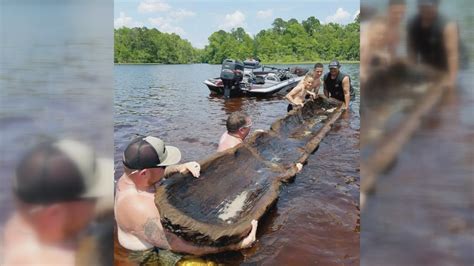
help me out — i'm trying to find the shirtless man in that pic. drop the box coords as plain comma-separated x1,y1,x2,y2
115,136,258,260
285,74,316,112
2,139,112,266
306,62,324,94
360,0,406,83
217,112,252,152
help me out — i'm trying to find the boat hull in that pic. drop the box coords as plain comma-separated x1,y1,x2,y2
204,76,303,97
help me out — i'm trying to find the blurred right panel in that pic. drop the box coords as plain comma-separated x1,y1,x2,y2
360,0,474,265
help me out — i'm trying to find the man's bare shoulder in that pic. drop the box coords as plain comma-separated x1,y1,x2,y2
115,179,155,214
3,230,74,266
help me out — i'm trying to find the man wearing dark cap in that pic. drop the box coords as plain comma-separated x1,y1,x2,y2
407,0,460,87
323,60,355,109
115,136,258,263
3,139,113,265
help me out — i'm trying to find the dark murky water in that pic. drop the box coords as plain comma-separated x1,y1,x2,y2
114,63,360,265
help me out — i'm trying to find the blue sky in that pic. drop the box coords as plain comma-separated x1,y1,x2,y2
114,0,360,48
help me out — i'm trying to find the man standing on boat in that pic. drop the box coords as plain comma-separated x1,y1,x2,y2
323,60,355,109
115,136,258,264
217,112,252,152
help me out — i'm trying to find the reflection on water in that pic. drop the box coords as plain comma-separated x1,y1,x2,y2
114,63,360,264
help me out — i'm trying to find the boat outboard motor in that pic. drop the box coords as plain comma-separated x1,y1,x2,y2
220,59,244,98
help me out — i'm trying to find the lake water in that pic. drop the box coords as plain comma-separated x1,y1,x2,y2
114,63,360,265
0,0,113,227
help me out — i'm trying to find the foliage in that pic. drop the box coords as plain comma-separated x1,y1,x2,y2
114,27,201,64
114,16,359,64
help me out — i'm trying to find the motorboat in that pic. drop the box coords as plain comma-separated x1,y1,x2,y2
204,59,308,97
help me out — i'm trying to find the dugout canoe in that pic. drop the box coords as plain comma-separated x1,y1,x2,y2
360,61,446,209
155,96,344,247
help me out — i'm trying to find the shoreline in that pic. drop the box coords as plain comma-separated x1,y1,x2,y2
115,60,360,65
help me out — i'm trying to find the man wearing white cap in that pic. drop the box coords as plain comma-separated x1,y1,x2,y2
2,139,113,265
115,136,258,263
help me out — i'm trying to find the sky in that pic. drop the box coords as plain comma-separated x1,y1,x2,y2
114,0,360,48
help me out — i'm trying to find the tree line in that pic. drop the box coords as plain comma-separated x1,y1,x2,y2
114,16,360,64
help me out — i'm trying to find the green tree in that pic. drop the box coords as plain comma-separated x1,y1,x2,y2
114,16,360,64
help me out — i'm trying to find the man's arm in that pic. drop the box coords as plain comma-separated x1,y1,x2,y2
342,76,351,109
406,19,417,64
444,22,459,87
323,80,329,98
165,162,200,177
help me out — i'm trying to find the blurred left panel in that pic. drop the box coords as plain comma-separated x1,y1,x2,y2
0,0,114,265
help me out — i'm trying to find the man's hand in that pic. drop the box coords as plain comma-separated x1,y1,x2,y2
240,219,258,249
308,91,316,99
177,162,201,177
296,163,303,173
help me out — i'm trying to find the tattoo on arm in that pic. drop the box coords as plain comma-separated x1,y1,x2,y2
143,217,169,248
144,218,159,237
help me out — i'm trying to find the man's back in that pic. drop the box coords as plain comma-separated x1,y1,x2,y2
217,131,243,152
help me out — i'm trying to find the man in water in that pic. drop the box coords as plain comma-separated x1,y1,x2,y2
217,112,253,152
323,60,355,109
285,74,316,112
311,63,325,94
115,136,258,263
360,0,407,83
386,0,407,57
407,0,460,87
2,139,113,265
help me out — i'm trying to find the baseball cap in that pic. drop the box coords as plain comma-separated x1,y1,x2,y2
328,60,341,69
13,139,112,204
122,136,181,170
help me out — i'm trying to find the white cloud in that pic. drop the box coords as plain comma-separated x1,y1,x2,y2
353,9,360,20
138,0,170,13
325,8,351,24
146,7,195,36
148,17,166,25
169,9,196,20
256,9,273,20
148,17,185,35
219,10,246,30
114,12,143,28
